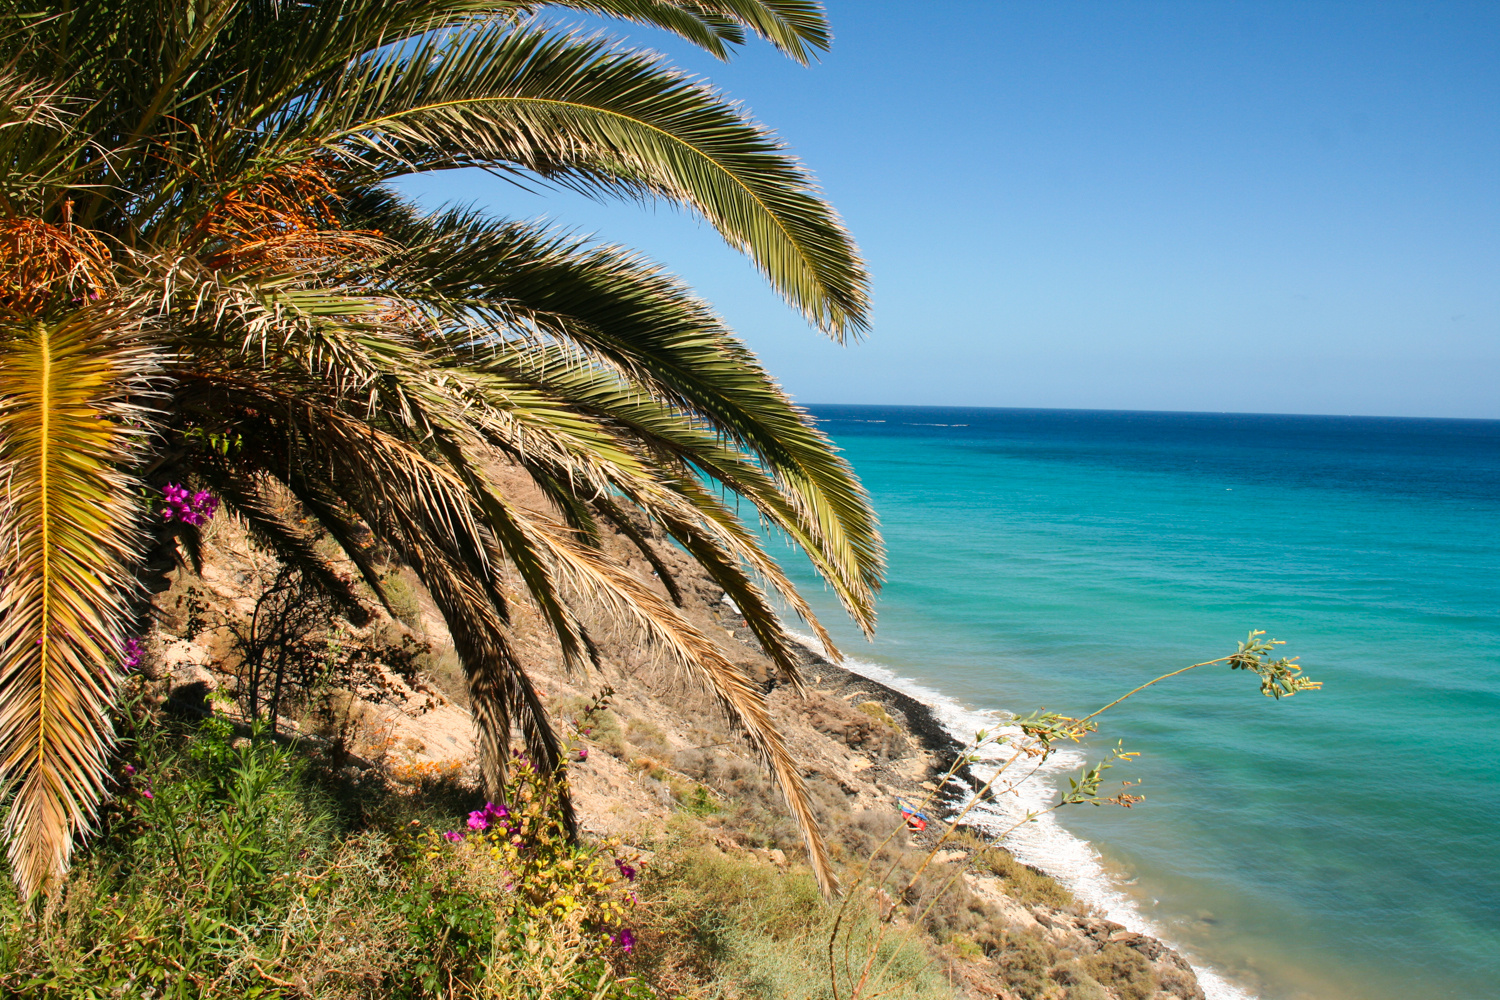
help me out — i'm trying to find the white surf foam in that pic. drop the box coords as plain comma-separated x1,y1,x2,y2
789,633,1257,1000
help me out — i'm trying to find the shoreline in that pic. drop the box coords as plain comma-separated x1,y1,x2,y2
767,624,1255,1000
783,635,978,792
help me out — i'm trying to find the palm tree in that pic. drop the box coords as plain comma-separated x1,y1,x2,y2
0,0,880,900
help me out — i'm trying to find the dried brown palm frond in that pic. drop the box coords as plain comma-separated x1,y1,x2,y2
0,305,157,900
0,65,69,133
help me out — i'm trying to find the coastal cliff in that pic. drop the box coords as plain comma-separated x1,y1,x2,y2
142,504,1207,1000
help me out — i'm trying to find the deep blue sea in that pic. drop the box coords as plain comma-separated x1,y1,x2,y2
776,405,1500,1000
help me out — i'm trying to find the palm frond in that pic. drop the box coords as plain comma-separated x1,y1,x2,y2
0,0,876,901
302,25,868,337
591,497,684,606
494,496,838,895
0,306,156,899
540,0,831,64
370,208,881,629
172,352,843,890
195,468,368,623
169,220,872,664
415,550,571,821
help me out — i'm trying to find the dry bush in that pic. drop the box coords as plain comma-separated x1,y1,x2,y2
673,749,852,856
992,928,1064,999
554,694,628,758
799,691,906,759
1079,943,1157,1000
979,845,1076,911
377,568,425,632
624,717,672,757
1049,959,1111,1000
951,828,1076,910
419,645,468,706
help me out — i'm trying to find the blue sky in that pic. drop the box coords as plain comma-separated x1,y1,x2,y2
398,1,1500,419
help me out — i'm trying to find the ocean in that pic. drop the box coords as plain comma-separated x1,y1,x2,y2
774,405,1500,1000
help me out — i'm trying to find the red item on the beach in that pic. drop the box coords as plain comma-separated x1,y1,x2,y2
898,799,929,831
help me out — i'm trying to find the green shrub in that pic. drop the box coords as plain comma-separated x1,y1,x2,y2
993,928,1061,999
1050,959,1110,1000
401,755,641,998
1,716,364,998
379,570,425,633
672,781,722,818
0,713,645,1000
421,645,468,706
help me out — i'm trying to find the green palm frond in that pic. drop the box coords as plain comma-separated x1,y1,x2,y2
302,25,867,337
541,0,832,64
0,307,156,900
371,208,881,626
6,2,834,231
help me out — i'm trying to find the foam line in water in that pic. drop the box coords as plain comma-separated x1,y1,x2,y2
787,632,1257,1000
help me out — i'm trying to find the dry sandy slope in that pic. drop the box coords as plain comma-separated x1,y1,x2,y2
151,496,1204,1000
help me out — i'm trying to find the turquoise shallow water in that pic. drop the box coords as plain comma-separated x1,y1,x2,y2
775,405,1500,1000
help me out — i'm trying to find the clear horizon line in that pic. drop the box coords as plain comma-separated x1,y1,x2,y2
800,402,1500,424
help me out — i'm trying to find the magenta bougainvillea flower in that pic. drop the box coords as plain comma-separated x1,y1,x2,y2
613,928,636,954
613,858,637,882
160,483,219,526
574,747,588,762
122,637,144,670
442,830,465,843
466,801,511,832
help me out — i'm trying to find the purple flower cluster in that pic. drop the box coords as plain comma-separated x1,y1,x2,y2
161,483,219,526
466,801,511,833
437,794,641,959
440,802,515,843
122,637,144,670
